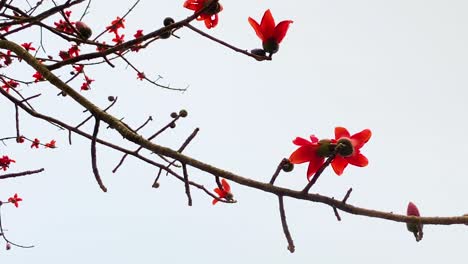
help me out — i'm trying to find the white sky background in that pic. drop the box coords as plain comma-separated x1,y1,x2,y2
1,0,468,262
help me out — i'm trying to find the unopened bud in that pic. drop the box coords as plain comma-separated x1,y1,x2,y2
163,17,175,26
282,160,294,172
179,109,188,118
406,202,423,242
75,21,92,40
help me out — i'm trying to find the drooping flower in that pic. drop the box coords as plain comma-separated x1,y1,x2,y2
184,0,223,29
31,138,40,148
212,179,232,205
133,29,144,39
248,9,293,54
406,202,423,242
0,155,15,171
8,193,22,208
331,127,371,176
289,135,327,180
45,140,56,148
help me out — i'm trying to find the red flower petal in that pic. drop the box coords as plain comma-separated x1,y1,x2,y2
407,202,420,216
351,129,372,149
346,153,368,167
273,20,293,43
221,179,230,192
212,198,219,205
306,156,325,180
331,155,348,176
248,17,264,41
335,127,350,139
289,145,319,164
260,9,275,40
292,137,313,146
214,188,224,196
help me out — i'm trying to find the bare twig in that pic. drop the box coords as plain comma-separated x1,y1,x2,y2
269,158,288,185
0,168,44,180
91,117,107,192
182,164,192,206
278,195,295,253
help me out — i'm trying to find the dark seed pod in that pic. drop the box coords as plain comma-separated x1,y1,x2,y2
108,96,115,102
163,17,175,26
179,109,188,118
170,112,178,118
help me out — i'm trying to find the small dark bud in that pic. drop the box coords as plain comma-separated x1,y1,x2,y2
179,109,188,118
282,160,294,172
251,48,266,57
152,182,160,188
163,17,175,26
169,123,176,128
108,96,115,102
170,112,178,118
75,21,92,40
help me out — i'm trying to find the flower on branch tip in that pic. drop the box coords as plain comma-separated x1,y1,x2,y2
248,9,293,55
212,179,233,205
31,138,40,148
406,202,423,242
45,140,56,148
81,75,94,91
331,127,371,176
8,193,22,208
112,33,125,45
289,135,327,180
184,0,223,29
21,42,36,51
134,29,144,39
0,155,15,171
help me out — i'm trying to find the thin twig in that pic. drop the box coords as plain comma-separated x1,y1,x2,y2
302,154,336,193
269,158,288,185
91,117,107,192
278,195,295,253
182,164,192,206
342,188,353,203
0,168,44,180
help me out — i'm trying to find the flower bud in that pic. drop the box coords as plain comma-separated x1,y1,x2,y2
406,202,423,242
282,160,294,172
336,138,354,157
179,109,188,118
251,48,266,57
170,112,178,118
163,17,175,26
75,21,92,40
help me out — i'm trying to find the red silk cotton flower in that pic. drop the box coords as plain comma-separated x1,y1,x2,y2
212,179,232,205
331,127,371,176
248,9,293,55
8,193,22,208
289,135,325,180
184,0,223,29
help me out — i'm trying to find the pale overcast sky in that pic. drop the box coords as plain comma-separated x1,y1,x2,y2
1,0,467,263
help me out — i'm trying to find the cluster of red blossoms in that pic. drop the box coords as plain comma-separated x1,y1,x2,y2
289,127,372,179
183,1,292,55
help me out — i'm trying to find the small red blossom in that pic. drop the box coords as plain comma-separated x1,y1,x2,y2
2,50,12,66
8,193,22,208
331,127,371,176
106,17,125,34
248,9,293,54
5,243,11,250
137,72,145,80
21,42,36,51
111,33,125,44
289,135,325,180
1,79,19,92
68,45,80,57
184,0,223,29
32,72,43,82
134,29,144,39
59,50,71,60
64,10,72,18
1,25,11,32
0,155,15,171
45,140,56,148
73,65,84,73
54,19,74,34
212,179,232,205
81,75,94,91
16,136,25,143
31,138,40,148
